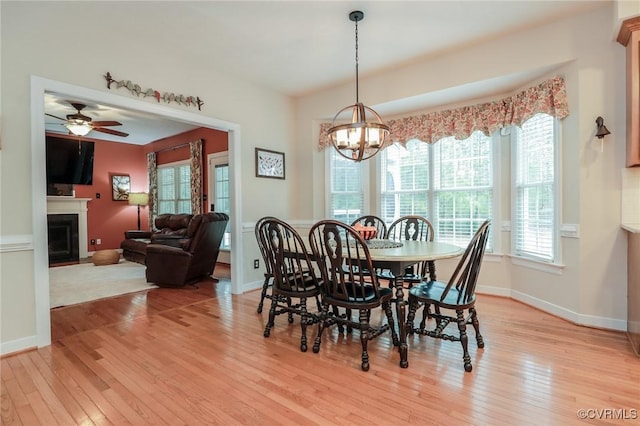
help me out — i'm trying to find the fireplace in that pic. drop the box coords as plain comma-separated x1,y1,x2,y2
47,214,79,264
47,196,90,260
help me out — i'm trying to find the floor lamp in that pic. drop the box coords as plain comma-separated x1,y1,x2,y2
128,192,149,230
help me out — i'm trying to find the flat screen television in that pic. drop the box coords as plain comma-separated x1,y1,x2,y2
45,136,95,185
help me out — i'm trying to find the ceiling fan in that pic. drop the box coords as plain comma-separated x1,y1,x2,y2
46,102,129,137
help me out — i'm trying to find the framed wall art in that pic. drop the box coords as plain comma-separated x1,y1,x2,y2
111,174,130,201
255,148,285,179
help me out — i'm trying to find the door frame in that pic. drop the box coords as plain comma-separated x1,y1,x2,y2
30,76,244,348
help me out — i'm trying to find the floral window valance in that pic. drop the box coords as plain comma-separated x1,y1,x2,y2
318,76,569,150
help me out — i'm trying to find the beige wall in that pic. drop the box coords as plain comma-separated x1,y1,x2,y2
294,3,628,330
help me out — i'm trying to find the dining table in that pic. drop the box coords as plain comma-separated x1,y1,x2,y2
292,235,463,368
360,239,464,368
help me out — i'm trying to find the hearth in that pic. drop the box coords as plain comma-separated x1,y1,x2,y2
47,214,79,264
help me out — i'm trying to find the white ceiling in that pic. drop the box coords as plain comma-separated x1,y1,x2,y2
43,0,609,145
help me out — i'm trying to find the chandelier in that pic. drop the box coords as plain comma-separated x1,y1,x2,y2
328,10,389,162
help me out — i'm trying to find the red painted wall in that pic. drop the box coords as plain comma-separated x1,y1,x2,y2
66,135,148,251
49,127,228,254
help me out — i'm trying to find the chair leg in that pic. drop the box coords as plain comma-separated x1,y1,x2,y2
406,297,418,336
359,309,370,371
300,298,308,352
287,297,294,323
456,309,472,372
313,303,330,353
257,275,271,313
470,307,484,348
382,301,398,346
263,296,277,337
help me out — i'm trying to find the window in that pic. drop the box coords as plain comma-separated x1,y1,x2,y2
157,161,191,215
512,113,557,262
380,140,430,223
327,148,367,223
210,153,231,250
433,132,493,248
376,133,493,249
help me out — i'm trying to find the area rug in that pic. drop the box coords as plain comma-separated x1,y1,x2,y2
49,260,158,308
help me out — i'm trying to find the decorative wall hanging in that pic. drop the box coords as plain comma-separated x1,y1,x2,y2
255,148,285,179
104,72,204,110
111,174,131,201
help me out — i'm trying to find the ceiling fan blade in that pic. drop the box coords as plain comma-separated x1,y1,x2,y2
93,127,129,137
45,113,67,121
91,120,122,127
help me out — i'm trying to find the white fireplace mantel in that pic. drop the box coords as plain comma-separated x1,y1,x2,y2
47,197,91,258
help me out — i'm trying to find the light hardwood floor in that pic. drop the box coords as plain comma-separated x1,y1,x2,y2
2,264,639,425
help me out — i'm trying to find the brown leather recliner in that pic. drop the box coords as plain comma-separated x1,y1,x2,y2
145,212,229,287
121,213,194,264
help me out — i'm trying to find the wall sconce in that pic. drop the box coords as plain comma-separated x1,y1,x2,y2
595,116,611,139
595,116,611,152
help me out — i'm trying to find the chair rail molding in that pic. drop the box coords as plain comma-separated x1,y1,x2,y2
0,235,33,253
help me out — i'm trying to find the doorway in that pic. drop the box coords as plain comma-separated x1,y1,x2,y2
31,76,244,349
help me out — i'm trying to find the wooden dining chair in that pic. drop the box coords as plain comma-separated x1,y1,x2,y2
383,215,436,285
257,217,322,352
308,220,397,371
406,219,490,372
255,216,276,314
351,215,387,239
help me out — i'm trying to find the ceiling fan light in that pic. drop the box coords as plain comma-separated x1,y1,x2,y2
65,122,92,136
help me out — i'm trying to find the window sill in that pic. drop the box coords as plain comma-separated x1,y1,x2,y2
508,255,565,274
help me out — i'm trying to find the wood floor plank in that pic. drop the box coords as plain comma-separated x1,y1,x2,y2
3,264,639,425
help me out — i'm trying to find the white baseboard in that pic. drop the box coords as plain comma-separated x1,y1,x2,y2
1,335,37,357
477,285,625,331
242,279,264,294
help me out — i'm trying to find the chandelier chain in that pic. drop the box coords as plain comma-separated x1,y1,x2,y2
355,18,359,103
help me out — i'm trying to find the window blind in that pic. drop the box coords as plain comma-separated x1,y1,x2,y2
433,132,493,248
513,113,555,262
380,140,430,224
214,163,231,249
329,149,365,224
157,163,192,215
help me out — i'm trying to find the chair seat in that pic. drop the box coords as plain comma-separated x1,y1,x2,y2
408,280,476,309
276,275,322,297
324,285,393,308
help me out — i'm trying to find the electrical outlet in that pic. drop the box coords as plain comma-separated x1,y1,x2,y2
96,239,102,245
90,239,96,245
253,259,259,269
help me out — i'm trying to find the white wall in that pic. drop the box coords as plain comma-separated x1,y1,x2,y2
294,3,628,330
0,2,295,353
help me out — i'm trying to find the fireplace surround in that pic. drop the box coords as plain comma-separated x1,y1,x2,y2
46,197,90,262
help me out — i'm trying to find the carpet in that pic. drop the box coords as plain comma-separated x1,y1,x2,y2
49,260,158,308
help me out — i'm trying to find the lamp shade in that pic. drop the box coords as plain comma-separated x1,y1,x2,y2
65,121,92,136
128,192,149,206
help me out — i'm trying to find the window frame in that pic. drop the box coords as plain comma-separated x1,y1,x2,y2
325,147,370,223
510,113,562,265
208,151,231,250
157,159,191,215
